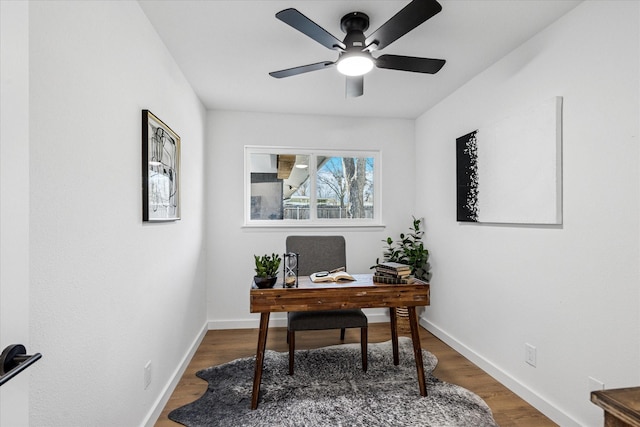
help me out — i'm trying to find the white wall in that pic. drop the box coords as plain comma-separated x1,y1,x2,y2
27,2,207,426
416,2,639,426
0,1,30,425
206,111,417,328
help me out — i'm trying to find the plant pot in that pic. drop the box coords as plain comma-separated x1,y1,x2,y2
254,276,277,289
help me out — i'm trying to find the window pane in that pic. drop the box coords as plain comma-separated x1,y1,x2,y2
316,156,374,219
250,153,309,220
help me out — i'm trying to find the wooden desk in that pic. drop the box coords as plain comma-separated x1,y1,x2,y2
249,274,430,410
591,387,640,427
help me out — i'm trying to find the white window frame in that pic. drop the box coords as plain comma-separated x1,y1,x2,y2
244,146,382,228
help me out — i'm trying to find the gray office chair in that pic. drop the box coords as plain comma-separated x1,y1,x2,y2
286,235,368,375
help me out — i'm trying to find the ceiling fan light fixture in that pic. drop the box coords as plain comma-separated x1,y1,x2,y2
270,1,446,95
337,54,374,76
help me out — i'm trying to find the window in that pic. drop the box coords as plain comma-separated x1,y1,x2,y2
245,147,381,226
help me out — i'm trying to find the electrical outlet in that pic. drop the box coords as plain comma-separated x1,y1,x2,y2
588,376,604,391
144,360,152,389
525,343,537,367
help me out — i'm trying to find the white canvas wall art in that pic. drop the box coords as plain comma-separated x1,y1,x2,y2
456,97,562,225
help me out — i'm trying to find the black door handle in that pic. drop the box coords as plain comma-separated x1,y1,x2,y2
0,344,42,386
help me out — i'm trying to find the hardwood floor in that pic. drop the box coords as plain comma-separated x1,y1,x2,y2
155,323,557,426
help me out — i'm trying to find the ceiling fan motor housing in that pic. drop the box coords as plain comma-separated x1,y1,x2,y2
340,12,369,51
341,12,369,33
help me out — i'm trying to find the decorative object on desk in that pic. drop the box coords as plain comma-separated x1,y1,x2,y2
375,216,431,281
373,261,415,284
253,253,281,289
310,268,355,283
375,217,430,335
283,252,298,288
168,338,498,426
456,97,563,225
142,110,180,222
372,262,428,335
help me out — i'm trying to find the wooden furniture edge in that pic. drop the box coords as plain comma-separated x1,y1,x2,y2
591,388,640,427
250,283,430,313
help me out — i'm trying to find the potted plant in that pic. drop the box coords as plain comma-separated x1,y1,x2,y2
374,216,431,335
253,253,282,288
372,217,431,334
378,216,431,281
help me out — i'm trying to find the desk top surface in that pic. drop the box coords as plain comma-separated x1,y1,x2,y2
249,273,430,313
251,274,427,290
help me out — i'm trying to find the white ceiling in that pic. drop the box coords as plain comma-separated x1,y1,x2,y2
139,0,582,119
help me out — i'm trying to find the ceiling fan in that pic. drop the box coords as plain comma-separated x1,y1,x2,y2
269,0,446,98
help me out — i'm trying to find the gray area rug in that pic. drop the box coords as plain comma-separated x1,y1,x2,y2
169,337,498,426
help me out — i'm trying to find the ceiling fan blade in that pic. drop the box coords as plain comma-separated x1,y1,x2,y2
365,0,442,51
269,61,335,79
346,76,364,98
376,54,445,74
276,8,346,51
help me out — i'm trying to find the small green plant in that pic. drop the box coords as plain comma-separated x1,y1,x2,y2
377,216,431,281
254,253,282,278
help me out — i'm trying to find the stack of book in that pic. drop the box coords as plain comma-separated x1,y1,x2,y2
373,262,415,284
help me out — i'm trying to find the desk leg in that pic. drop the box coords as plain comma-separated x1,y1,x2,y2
389,307,399,365
251,312,270,410
408,306,427,397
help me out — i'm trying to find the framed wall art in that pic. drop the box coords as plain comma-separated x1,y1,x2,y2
142,110,180,221
456,97,563,225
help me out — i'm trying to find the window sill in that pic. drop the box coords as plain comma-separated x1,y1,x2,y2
242,221,386,230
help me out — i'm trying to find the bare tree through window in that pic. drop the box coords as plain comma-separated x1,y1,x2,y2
247,149,378,224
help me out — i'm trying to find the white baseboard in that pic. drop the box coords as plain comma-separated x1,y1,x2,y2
143,322,208,427
420,317,580,427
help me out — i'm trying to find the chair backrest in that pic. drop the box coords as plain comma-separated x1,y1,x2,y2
286,236,346,276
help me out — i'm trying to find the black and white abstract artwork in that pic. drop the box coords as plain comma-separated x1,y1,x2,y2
142,110,181,221
456,97,563,225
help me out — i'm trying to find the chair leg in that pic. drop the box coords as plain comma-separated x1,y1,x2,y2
340,327,346,340
288,330,295,375
361,327,368,372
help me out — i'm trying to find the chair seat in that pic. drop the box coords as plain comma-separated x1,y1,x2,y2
288,309,367,331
